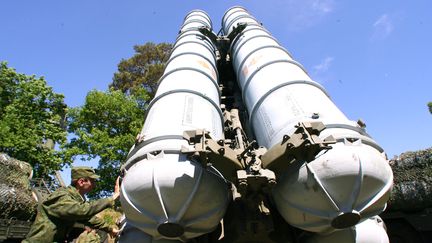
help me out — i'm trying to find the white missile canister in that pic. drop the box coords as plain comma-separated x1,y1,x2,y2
120,10,229,241
119,223,182,243
304,216,389,243
223,6,393,234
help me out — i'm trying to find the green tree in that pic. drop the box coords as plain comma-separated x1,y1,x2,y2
428,102,432,114
63,88,148,196
65,42,170,196
110,42,172,97
0,62,67,177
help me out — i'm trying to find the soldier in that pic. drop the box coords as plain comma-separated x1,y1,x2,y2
23,166,120,242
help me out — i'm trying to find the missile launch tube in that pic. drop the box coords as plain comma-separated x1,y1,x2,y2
120,10,229,241
222,6,393,234
222,7,351,148
304,216,389,243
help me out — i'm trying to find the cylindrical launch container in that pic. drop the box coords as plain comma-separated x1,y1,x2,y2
304,216,389,243
222,6,393,234
119,223,182,243
120,10,229,241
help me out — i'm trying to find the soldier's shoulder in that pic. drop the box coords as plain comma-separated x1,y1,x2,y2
45,186,76,201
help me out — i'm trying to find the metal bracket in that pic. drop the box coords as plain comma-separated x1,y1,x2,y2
261,122,336,173
227,23,247,42
181,129,243,182
199,23,247,62
237,169,276,196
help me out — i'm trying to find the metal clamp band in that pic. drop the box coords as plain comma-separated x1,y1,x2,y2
235,44,294,80
230,27,277,59
183,10,212,26
179,19,211,32
170,39,216,59
225,14,259,36
125,135,185,161
164,52,219,81
157,67,220,97
145,89,224,128
248,80,329,131
221,6,249,31
241,59,308,103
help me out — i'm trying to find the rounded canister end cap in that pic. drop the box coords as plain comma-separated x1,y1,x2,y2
331,211,361,229
157,222,185,238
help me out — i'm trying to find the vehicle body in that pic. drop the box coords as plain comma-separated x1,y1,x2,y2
119,6,394,243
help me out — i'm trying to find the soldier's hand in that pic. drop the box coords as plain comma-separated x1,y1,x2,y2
84,226,93,233
112,177,120,201
110,227,120,238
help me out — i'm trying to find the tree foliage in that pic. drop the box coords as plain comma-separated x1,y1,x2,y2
0,62,67,177
428,102,432,114
64,42,170,196
63,88,148,197
110,42,172,97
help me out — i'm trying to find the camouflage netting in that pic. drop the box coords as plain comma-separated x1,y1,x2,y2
387,147,432,211
0,183,37,220
0,153,37,220
0,153,33,190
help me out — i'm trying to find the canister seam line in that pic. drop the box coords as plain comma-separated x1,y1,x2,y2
225,14,259,36
179,19,211,33
170,40,216,60
229,23,265,51
242,59,309,104
183,11,212,26
164,52,219,81
157,67,220,97
221,6,248,31
123,148,183,171
125,135,185,162
232,33,279,64
175,31,209,43
235,44,293,80
248,80,328,132
146,89,224,128
333,137,383,153
325,124,370,137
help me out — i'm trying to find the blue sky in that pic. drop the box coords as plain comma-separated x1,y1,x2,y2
1,0,431,184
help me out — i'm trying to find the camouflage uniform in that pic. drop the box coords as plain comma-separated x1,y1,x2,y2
75,230,102,243
23,167,116,243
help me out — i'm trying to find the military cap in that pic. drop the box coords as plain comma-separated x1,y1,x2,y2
71,166,100,180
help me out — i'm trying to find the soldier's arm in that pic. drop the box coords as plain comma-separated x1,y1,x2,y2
86,213,119,232
44,192,115,220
